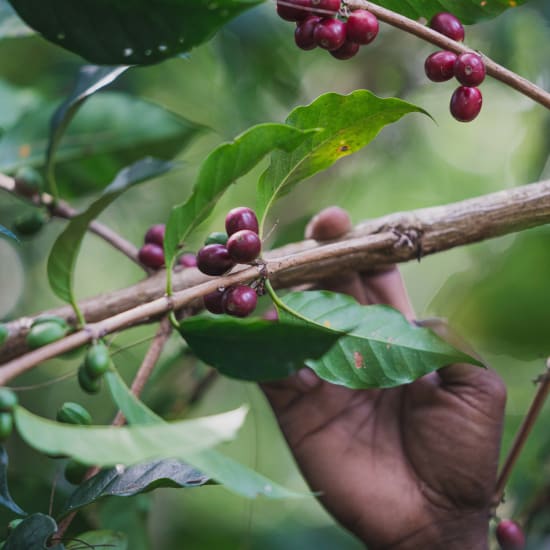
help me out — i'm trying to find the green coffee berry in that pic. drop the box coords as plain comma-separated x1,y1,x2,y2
77,365,102,394
64,459,88,485
14,166,44,197
84,342,111,379
56,402,92,425
0,413,13,442
205,231,228,246
0,325,7,347
26,321,68,350
0,389,17,412
31,315,69,330
12,210,47,236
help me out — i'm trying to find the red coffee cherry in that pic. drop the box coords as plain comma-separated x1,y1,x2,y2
179,253,197,268
311,0,340,16
203,288,225,314
429,12,465,42
330,40,360,60
222,285,258,317
424,50,457,82
144,224,165,246
197,244,235,276
225,207,259,236
496,520,526,550
295,15,322,50
138,243,165,269
227,230,262,263
346,9,379,45
454,52,486,86
450,86,482,122
276,0,312,22
314,18,347,51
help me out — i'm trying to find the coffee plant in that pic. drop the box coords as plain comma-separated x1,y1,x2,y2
0,0,549,548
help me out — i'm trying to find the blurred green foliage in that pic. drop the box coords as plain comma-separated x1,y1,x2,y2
0,0,550,547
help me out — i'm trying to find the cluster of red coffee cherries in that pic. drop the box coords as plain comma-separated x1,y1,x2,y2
424,12,486,122
138,224,197,270
276,0,379,60
198,207,262,318
496,519,525,550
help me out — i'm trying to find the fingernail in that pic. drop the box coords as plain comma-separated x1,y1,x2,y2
297,368,321,390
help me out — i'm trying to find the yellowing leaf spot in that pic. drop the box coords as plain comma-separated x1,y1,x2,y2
353,352,365,369
508,0,516,5
19,144,31,158
323,320,331,328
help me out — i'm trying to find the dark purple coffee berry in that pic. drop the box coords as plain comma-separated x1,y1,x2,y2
225,207,259,236
203,288,225,314
222,285,258,318
454,52,486,86
314,18,347,51
295,15,322,50
496,520,525,550
138,243,165,269
450,86,482,122
424,50,457,82
429,12,464,42
144,224,165,246
179,253,197,268
346,10,379,45
277,0,311,22
227,230,262,263
311,0,340,16
330,40,360,60
197,244,235,276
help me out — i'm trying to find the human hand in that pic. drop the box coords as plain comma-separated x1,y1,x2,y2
261,207,506,549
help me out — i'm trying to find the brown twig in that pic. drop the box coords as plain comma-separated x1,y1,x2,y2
493,358,550,506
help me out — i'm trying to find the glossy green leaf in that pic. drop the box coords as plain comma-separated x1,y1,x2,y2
14,404,247,467
47,158,173,310
164,123,316,275
98,497,150,550
4,514,63,550
66,530,127,550
8,0,263,65
108,369,306,499
257,91,427,233
178,315,341,381
280,290,482,389
372,0,528,25
0,447,25,515
0,0,32,39
0,92,204,197
46,65,129,195
62,459,209,517
0,225,18,243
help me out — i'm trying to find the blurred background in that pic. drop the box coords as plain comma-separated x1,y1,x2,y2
0,0,550,547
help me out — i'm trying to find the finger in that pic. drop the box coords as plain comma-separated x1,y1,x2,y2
360,266,416,320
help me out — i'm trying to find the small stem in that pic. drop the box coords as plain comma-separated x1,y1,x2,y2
346,0,550,111
493,358,550,506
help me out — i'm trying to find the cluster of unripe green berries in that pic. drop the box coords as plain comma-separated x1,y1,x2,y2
77,341,111,394
424,13,486,122
11,167,49,237
26,315,71,350
198,207,262,318
0,388,17,442
496,520,525,550
276,1,379,60
138,223,197,270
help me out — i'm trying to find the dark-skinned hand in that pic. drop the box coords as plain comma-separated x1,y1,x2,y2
261,207,506,550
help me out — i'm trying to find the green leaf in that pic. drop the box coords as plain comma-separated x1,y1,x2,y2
14,404,247,467
0,225,18,243
66,530,127,550
0,92,204,197
164,123,316,275
178,315,341,382
8,0,263,65
0,447,25,516
47,158,174,312
98,497,150,550
280,290,482,389
0,0,33,39
371,0,528,25
46,65,129,195
62,459,209,517
257,91,427,232
4,514,63,550
107,368,306,499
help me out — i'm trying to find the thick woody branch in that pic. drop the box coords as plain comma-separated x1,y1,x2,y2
1,180,549,379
